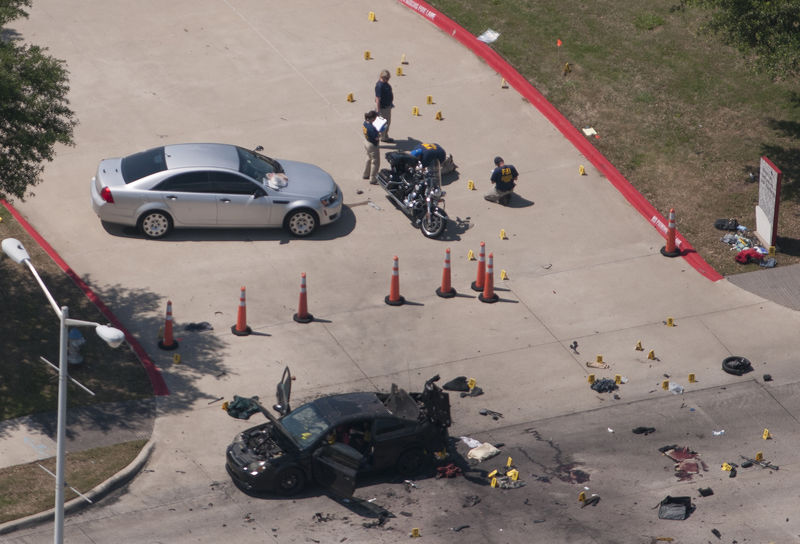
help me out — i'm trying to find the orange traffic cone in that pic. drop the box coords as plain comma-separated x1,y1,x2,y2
479,253,499,303
231,286,252,336
293,273,314,323
436,248,457,298
471,241,486,292
385,255,406,306
158,300,179,350
660,208,681,257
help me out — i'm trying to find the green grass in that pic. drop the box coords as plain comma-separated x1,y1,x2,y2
0,440,146,523
0,208,154,421
429,0,800,276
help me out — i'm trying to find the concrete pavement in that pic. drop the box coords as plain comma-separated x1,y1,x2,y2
2,0,800,541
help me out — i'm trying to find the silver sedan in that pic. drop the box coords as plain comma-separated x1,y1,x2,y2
90,143,342,239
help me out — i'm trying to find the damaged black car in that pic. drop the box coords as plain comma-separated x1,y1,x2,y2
225,367,451,497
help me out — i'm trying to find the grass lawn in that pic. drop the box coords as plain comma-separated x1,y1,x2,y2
0,206,154,522
428,0,800,276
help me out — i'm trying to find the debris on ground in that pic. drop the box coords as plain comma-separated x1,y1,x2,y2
740,454,779,470
590,378,618,393
224,395,261,419
436,463,462,478
763,373,773,382
657,496,693,520
581,495,601,508
632,426,656,435
668,382,684,395
443,376,470,391
722,356,753,376
660,446,708,481
711,528,721,538
451,525,470,532
362,511,389,528
467,442,500,461
183,321,213,331
313,512,335,522
479,408,503,420
404,480,417,491
460,436,482,449
698,487,714,497
570,340,579,353
586,360,609,369
462,495,481,508
460,386,484,398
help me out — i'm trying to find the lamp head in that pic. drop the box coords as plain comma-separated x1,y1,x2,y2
2,238,31,264
95,325,125,348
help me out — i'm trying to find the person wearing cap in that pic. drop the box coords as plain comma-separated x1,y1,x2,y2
363,111,380,184
485,156,519,205
410,142,446,168
374,69,395,143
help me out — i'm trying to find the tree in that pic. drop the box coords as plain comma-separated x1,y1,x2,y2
1,0,77,201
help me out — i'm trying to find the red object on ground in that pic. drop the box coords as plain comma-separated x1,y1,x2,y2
158,300,179,350
231,286,252,336
471,241,486,292
385,256,405,306
436,248,456,298
479,253,499,303
293,273,314,323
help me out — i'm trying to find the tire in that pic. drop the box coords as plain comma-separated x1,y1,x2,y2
284,209,317,237
395,448,428,477
420,213,445,239
275,466,305,496
138,210,173,239
722,356,752,376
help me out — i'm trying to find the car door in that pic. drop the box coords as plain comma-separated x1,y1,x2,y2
151,171,217,226
274,366,292,416
371,417,419,470
208,171,274,226
312,442,362,497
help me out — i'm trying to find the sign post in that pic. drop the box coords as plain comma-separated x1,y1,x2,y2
755,156,782,248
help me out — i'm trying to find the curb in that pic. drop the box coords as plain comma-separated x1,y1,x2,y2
395,0,723,282
0,441,155,535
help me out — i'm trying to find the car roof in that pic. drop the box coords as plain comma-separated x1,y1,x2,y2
311,392,394,424
163,143,240,170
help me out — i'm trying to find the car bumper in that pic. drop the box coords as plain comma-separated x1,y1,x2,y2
318,197,343,226
90,179,137,226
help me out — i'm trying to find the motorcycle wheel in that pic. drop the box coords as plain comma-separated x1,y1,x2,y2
420,213,446,238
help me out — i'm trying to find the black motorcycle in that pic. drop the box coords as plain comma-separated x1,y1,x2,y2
377,151,450,238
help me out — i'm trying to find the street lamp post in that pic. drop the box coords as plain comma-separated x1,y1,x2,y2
2,238,125,544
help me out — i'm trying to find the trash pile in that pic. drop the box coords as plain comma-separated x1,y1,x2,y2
715,219,776,267
659,445,709,481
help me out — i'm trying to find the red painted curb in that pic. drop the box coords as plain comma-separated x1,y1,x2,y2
1,199,169,396
396,0,723,282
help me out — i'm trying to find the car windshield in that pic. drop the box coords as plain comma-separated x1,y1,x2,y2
236,147,283,183
278,403,330,450
120,147,167,183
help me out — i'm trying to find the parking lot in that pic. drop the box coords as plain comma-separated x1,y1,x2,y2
5,0,800,542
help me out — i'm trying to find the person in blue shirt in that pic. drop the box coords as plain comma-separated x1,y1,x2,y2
485,156,519,205
363,111,380,184
374,70,394,143
410,143,446,168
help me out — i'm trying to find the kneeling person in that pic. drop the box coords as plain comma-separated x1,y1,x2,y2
485,156,518,205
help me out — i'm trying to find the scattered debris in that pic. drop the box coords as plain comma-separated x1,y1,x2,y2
698,487,714,497
313,512,335,523
477,28,500,44
590,378,618,393
632,426,656,435
362,512,389,528
462,495,481,508
436,463,462,478
460,436,482,449
443,376,470,392
533,519,546,524
740,454,779,470
711,528,721,538
224,395,261,419
763,373,773,382
207,397,224,405
183,321,213,331
570,340,578,353
367,200,381,210
668,382,684,395
479,408,503,420
581,494,601,508
460,387,483,398
586,360,609,369
467,442,501,461
451,525,470,532
657,496,693,520
404,480,418,490
714,218,739,231
661,446,708,481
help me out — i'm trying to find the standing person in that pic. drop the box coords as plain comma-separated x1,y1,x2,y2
485,156,519,205
374,69,394,143
363,111,380,184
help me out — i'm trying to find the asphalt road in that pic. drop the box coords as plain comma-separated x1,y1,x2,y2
4,0,800,543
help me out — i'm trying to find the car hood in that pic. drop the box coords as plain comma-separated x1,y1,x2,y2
275,159,336,195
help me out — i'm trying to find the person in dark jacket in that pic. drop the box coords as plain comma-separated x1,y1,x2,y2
485,156,519,205
363,111,380,184
410,142,446,168
374,69,394,143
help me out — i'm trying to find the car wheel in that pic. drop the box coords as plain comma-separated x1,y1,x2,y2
138,210,173,239
275,466,305,496
420,213,446,239
396,448,428,477
284,209,317,237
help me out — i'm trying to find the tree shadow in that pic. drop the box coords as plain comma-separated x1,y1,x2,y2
762,121,800,201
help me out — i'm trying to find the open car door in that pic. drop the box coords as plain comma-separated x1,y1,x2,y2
312,442,363,498
274,366,292,416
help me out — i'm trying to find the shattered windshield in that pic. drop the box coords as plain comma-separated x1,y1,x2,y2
278,403,330,450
